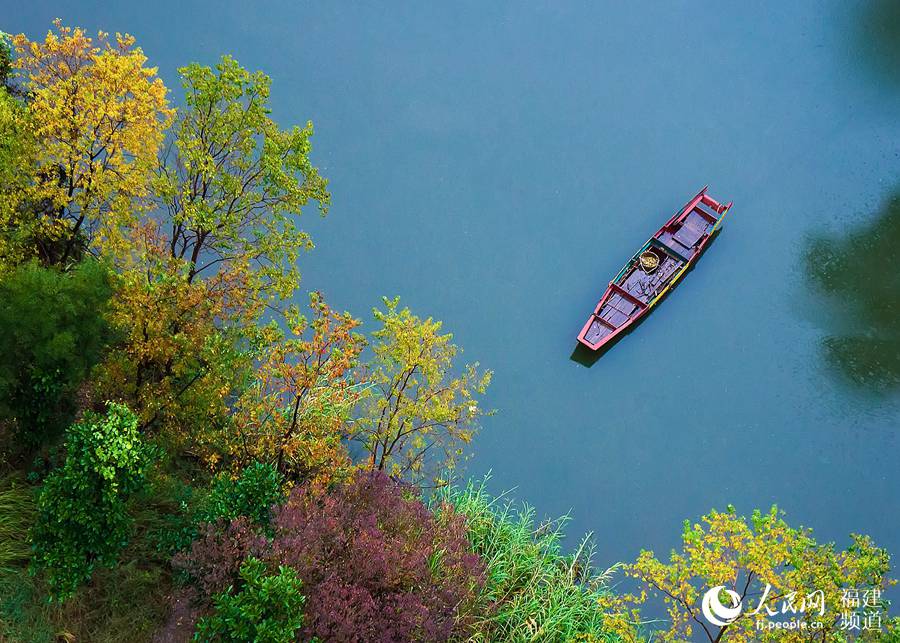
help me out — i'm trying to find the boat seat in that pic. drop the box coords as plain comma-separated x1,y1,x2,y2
673,220,705,248
652,236,691,263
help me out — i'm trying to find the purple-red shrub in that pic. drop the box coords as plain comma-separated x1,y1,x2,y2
272,471,483,642
173,472,483,642
172,516,269,598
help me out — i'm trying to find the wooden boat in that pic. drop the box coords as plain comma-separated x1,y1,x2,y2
576,187,733,351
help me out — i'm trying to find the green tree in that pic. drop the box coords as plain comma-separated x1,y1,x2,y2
153,54,330,300
30,403,151,600
0,259,113,448
353,297,492,481
95,55,331,456
617,506,895,642
193,557,307,643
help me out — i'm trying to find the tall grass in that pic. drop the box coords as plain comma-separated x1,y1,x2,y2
0,475,51,641
0,475,35,572
435,477,629,642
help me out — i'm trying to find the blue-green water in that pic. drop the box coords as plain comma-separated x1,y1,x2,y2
11,0,900,598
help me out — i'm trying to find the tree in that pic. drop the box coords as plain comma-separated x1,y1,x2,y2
353,297,492,481
193,557,307,643
0,32,12,89
0,259,113,448
12,21,173,265
227,292,365,484
0,88,37,271
93,224,253,450
30,403,151,600
94,55,331,456
619,506,895,642
153,54,329,301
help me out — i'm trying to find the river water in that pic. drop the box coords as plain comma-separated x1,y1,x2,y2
13,0,900,624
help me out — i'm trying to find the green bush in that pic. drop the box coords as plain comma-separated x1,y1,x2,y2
435,478,622,642
193,557,307,643
0,259,113,448
151,462,284,559
30,402,151,600
148,474,211,557
202,461,285,527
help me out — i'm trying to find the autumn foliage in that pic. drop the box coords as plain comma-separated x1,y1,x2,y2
93,222,255,453
177,471,484,642
6,18,896,643
353,296,492,482
603,505,897,643
11,21,172,264
226,292,365,484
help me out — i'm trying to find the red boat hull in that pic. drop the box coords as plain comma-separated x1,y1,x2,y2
577,187,733,351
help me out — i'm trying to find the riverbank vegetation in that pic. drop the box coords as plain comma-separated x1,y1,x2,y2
0,22,896,642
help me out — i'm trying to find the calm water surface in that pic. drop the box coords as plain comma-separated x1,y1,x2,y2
12,0,900,605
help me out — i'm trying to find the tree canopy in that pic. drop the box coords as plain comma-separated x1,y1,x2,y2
154,55,329,299
604,506,896,643
12,21,172,265
352,296,492,481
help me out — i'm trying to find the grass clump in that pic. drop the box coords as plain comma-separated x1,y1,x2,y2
435,477,627,642
0,475,35,571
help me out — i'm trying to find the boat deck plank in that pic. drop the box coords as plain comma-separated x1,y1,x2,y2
657,232,695,259
618,255,682,303
583,318,613,344
685,209,714,230
673,221,705,247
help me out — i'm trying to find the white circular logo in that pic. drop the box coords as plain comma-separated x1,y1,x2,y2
701,586,743,627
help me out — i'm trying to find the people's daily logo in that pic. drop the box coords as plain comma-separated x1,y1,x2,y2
699,584,885,633
701,586,742,626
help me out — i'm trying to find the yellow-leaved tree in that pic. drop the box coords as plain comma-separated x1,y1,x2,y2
226,292,366,485
601,506,897,642
352,296,492,482
12,20,173,265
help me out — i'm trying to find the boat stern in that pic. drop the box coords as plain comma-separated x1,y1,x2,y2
577,313,616,351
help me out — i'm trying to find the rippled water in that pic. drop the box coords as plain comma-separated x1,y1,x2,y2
13,0,900,612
